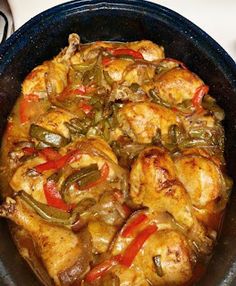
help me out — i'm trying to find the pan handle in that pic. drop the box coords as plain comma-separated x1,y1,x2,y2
0,11,9,44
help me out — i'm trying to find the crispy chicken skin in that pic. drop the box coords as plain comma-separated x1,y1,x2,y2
0,196,92,286
117,102,179,144
153,67,204,105
22,34,80,97
110,211,194,286
130,147,214,254
174,154,226,209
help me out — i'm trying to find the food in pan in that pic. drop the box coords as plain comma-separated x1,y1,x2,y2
0,33,232,286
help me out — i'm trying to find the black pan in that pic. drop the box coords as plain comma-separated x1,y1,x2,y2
0,0,236,285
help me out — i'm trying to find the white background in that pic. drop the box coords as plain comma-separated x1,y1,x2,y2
8,0,236,61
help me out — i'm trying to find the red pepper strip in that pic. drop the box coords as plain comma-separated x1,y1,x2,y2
121,213,148,237
85,255,121,283
160,58,188,70
39,147,62,161
192,85,209,112
43,180,73,212
34,150,81,173
120,224,157,267
19,94,39,123
80,102,93,114
107,48,144,59
122,203,132,217
113,190,132,218
73,85,86,95
77,162,109,190
22,147,37,156
102,56,114,66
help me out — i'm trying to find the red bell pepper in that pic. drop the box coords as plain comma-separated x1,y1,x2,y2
120,224,157,267
34,149,81,173
102,56,114,66
19,94,39,123
85,256,121,283
192,85,209,112
121,213,148,237
22,147,37,156
107,48,144,59
77,162,109,190
80,102,93,114
43,180,73,211
39,147,62,161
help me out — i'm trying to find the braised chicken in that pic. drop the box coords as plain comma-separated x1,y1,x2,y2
0,34,231,286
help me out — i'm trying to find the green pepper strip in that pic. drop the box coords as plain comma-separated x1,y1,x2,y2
30,124,69,148
19,191,73,225
72,59,97,73
61,164,101,200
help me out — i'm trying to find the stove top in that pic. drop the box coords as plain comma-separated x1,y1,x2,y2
0,0,13,44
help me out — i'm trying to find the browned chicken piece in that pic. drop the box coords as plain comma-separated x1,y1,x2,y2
174,148,230,229
0,196,92,286
110,211,194,286
130,146,214,254
9,137,121,205
153,67,203,105
174,153,227,209
22,34,80,97
122,63,156,86
104,58,134,82
88,221,118,254
34,108,76,140
10,156,47,204
134,230,194,286
117,102,179,144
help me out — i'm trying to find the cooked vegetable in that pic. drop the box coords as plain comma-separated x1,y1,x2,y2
30,124,69,148
153,255,164,277
34,149,81,173
120,224,157,267
107,48,144,59
20,191,72,224
85,256,120,283
0,34,230,286
121,213,148,237
44,179,74,211
192,85,209,112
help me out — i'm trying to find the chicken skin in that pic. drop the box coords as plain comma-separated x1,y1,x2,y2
0,196,92,286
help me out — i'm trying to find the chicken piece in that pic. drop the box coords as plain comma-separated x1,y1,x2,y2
128,40,165,61
22,64,49,97
110,211,194,286
117,102,179,144
88,221,117,254
10,137,121,207
153,67,203,105
122,63,156,85
35,108,76,140
104,58,134,82
134,230,194,286
130,147,214,254
174,150,230,230
174,154,227,209
10,157,47,204
0,196,92,286
22,34,80,98
111,265,149,286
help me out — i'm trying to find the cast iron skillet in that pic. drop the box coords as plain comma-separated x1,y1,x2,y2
0,0,236,285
